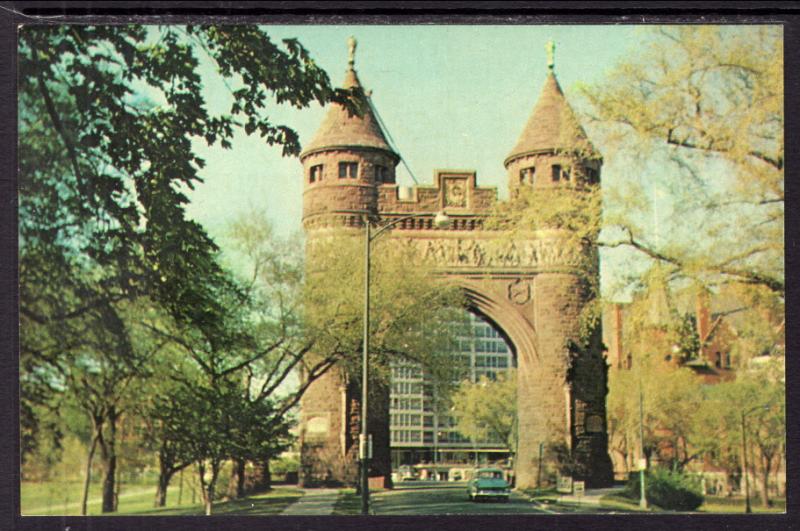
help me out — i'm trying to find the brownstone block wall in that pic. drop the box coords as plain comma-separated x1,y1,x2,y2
513,271,612,489
507,152,602,196
302,148,398,226
299,368,392,487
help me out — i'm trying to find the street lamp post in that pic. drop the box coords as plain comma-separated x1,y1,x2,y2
638,381,647,510
360,210,450,516
433,389,439,481
740,410,751,514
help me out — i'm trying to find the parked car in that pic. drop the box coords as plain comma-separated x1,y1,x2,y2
397,465,418,481
466,468,511,502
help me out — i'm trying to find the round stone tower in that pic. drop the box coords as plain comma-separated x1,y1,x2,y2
298,38,397,488
505,42,613,488
504,44,602,194
300,37,400,231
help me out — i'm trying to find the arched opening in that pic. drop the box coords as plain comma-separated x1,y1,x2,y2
388,304,519,478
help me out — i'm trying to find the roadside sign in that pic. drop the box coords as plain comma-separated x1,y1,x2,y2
359,434,367,460
557,475,573,493
573,481,585,496
638,458,647,471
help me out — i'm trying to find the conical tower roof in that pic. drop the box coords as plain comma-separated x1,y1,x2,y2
505,70,600,167
301,38,397,160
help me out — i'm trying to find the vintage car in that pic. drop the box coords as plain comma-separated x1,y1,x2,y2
466,468,511,502
397,465,418,481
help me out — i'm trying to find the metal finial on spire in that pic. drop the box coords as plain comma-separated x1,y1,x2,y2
348,36,357,68
546,40,555,71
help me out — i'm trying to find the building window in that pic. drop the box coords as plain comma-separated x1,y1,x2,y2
309,164,323,183
552,164,561,182
715,352,722,369
339,161,358,179
520,166,535,185
725,352,732,368
376,165,389,183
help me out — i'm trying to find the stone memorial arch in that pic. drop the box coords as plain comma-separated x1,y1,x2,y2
297,39,613,489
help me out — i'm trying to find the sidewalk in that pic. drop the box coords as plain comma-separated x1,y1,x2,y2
555,487,623,505
280,488,340,515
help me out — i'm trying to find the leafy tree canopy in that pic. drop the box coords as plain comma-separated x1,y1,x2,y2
581,25,783,296
450,370,517,450
303,228,469,389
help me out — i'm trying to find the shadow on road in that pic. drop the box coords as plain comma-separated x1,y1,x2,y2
373,482,545,515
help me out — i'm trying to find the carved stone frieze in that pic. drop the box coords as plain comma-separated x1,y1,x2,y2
394,236,590,271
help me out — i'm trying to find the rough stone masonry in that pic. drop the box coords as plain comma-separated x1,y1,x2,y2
297,39,613,489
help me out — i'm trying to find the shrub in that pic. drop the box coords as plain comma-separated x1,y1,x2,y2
624,468,704,511
271,456,299,475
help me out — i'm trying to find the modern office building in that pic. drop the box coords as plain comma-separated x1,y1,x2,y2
389,311,516,471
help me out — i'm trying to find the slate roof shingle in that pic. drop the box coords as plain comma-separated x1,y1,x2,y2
505,73,600,166
301,66,397,158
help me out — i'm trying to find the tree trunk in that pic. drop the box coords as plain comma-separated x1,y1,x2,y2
155,469,172,507
207,462,220,516
178,467,184,505
774,452,784,498
262,459,271,491
760,455,773,507
101,408,118,513
227,458,246,499
81,434,99,516
252,459,272,492
198,460,220,516
197,462,211,516
114,414,124,511
236,459,246,498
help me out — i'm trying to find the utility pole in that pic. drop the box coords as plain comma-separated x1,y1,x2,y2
639,381,648,510
360,218,371,516
741,410,751,514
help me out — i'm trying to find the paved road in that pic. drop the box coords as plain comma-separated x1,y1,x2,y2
371,481,548,515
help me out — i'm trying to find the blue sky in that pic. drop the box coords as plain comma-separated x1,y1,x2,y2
186,25,642,229
181,25,665,298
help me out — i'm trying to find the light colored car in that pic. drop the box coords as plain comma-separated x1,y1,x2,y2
466,468,511,502
397,465,418,481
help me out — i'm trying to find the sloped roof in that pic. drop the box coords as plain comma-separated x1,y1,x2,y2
300,66,397,159
505,73,599,166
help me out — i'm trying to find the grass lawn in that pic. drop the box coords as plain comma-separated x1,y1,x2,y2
332,488,360,515
131,488,304,515
599,493,651,512
598,493,786,514
21,480,303,516
698,495,785,514
22,480,183,516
